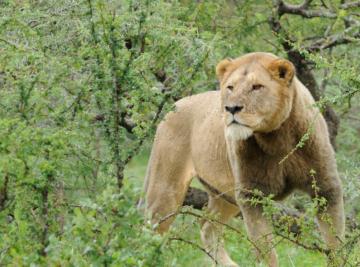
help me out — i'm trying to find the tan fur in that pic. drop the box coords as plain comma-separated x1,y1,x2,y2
142,52,344,267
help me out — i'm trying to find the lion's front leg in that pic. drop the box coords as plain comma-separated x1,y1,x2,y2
315,178,345,266
317,195,345,249
226,138,278,267
240,203,278,267
200,195,240,267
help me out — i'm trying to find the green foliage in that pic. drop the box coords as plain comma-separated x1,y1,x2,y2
0,0,359,266
44,186,165,267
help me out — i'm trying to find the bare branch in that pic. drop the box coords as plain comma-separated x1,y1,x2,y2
279,3,336,18
278,0,335,18
0,38,19,49
279,0,360,19
306,24,360,51
274,231,330,254
340,0,360,9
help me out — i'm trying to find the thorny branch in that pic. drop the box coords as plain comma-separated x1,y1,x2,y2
158,209,263,255
157,204,360,264
108,12,125,189
157,208,333,261
168,237,218,265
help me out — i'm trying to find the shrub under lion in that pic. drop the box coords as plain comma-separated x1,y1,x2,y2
140,52,344,267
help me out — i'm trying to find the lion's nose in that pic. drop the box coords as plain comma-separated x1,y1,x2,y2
225,105,243,115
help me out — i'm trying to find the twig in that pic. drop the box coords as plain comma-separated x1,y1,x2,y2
0,38,19,49
274,231,329,254
169,237,218,264
157,209,262,253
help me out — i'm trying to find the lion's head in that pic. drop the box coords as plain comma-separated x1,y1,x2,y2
216,52,296,141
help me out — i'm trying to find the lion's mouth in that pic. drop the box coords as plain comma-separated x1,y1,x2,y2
229,120,250,128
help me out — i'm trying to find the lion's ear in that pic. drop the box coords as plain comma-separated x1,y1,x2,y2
216,58,232,81
268,59,295,85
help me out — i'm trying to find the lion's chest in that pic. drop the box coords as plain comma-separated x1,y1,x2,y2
190,114,310,200
237,139,295,198
238,139,316,198
238,155,288,198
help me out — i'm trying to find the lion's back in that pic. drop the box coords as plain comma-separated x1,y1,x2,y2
158,90,222,136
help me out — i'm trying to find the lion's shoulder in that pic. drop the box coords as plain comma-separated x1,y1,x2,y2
175,90,220,110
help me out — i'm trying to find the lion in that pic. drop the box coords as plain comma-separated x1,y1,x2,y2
141,52,344,267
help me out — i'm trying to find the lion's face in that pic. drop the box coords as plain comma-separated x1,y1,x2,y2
216,53,295,141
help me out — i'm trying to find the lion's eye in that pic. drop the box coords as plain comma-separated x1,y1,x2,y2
227,85,234,91
252,84,263,91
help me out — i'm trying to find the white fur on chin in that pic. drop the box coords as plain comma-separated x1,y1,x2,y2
225,123,253,141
